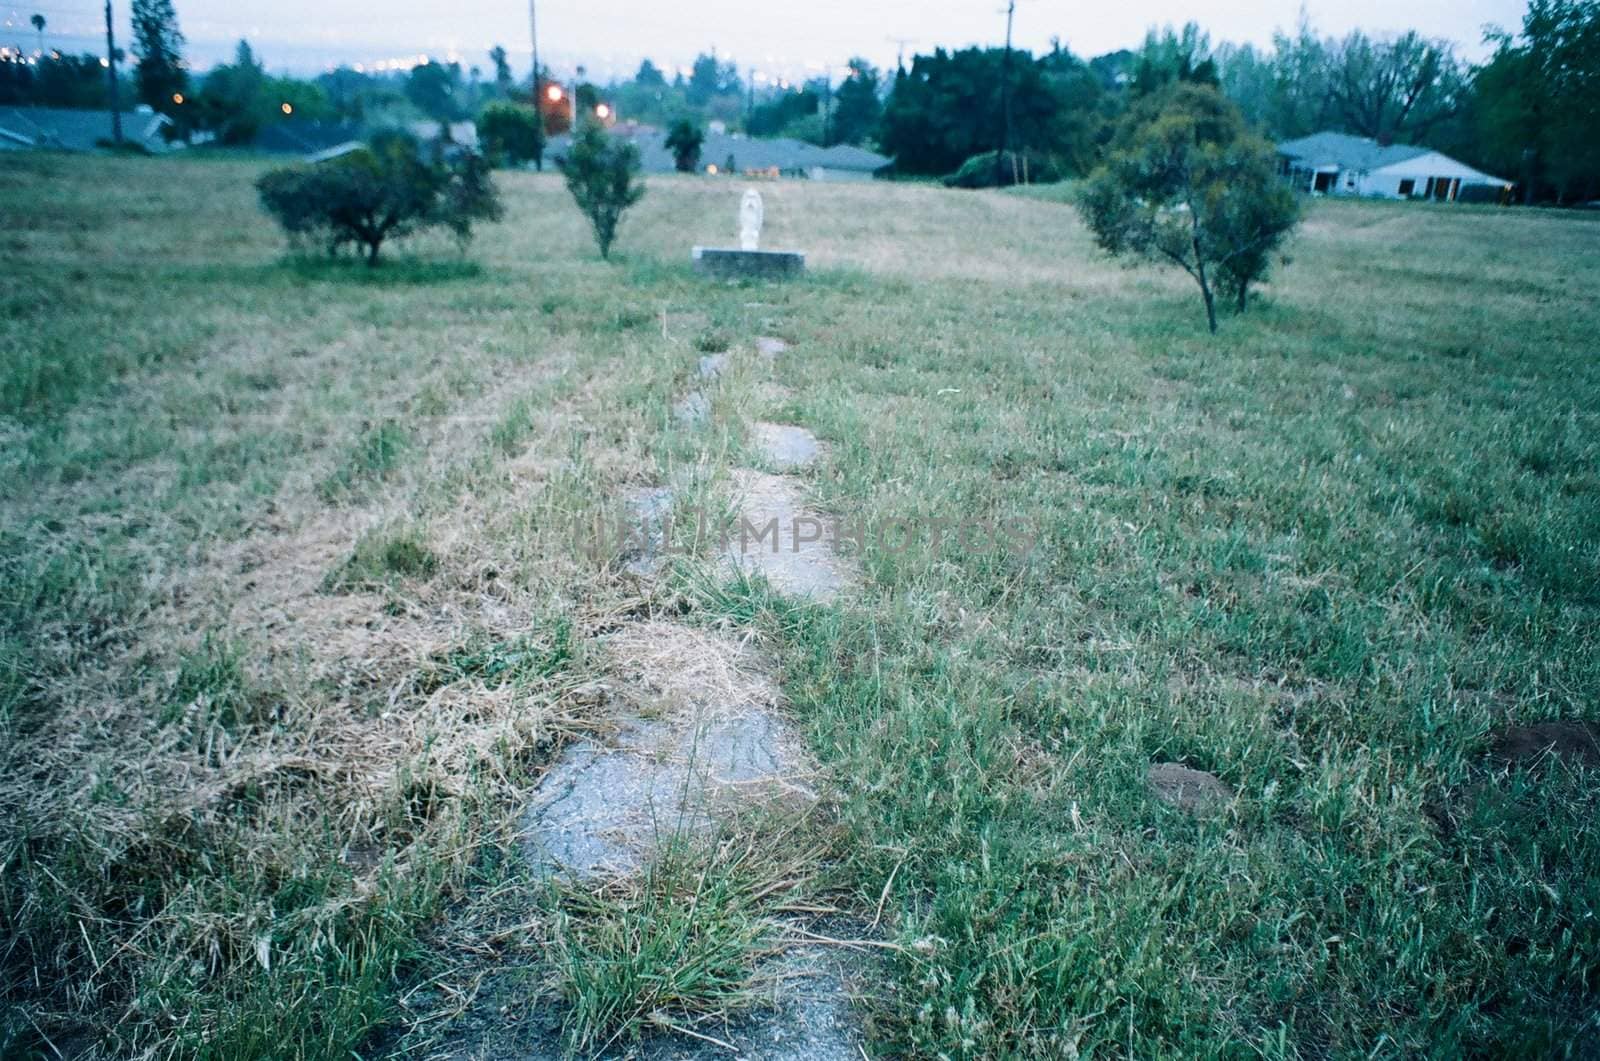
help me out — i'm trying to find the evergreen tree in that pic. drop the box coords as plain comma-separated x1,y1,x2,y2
130,0,187,114
489,46,513,97
830,58,882,146
635,59,666,87
665,119,704,172
881,46,1103,177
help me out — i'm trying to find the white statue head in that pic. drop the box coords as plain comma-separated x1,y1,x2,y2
739,188,764,251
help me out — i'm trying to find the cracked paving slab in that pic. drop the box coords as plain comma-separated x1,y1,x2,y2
521,624,816,881
720,470,852,601
752,423,822,471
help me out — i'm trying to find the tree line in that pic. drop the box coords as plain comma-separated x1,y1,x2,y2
3,1,1596,202
880,3,1600,203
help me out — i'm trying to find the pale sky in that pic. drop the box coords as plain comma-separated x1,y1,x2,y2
4,0,1529,80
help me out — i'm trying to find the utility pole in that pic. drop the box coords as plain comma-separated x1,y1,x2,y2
528,0,540,96
821,68,832,147
103,0,123,144
995,0,1015,188
746,67,755,130
887,37,917,72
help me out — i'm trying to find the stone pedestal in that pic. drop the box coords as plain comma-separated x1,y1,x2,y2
692,246,806,280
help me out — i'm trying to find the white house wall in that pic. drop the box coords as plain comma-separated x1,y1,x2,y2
1375,151,1506,186
1355,172,1408,198
1282,144,1511,200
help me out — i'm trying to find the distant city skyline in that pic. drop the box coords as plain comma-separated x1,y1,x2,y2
2,0,1528,82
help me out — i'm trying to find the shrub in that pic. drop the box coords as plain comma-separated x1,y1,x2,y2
944,149,1067,189
477,100,545,168
1076,83,1299,332
559,121,645,259
256,132,503,266
664,119,704,173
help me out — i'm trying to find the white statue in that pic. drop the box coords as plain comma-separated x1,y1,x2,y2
739,189,764,251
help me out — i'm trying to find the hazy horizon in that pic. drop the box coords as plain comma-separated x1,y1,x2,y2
3,0,1528,82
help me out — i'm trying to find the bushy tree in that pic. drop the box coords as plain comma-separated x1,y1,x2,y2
687,51,740,105
130,0,186,114
748,85,820,137
559,121,645,259
665,119,704,172
0,52,110,108
1133,23,1219,97
257,133,502,265
436,150,504,244
406,61,465,123
1325,30,1466,144
1077,84,1298,332
315,65,373,124
1220,19,1466,144
477,100,544,167
1475,0,1600,204
1255,19,1339,138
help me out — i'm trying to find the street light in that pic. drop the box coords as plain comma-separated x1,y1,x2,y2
172,92,183,104
281,102,293,115
595,103,611,120
546,84,563,102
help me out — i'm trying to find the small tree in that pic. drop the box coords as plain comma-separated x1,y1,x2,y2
665,119,704,172
256,133,502,265
437,149,505,247
559,121,645,259
477,100,544,168
1076,83,1298,332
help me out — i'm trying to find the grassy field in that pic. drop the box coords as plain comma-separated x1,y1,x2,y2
2,152,1598,1059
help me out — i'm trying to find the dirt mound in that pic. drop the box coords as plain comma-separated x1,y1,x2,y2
1489,721,1600,768
1148,762,1234,814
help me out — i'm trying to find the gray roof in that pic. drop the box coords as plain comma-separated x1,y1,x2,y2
0,106,172,153
549,129,890,175
253,119,365,155
1277,131,1429,172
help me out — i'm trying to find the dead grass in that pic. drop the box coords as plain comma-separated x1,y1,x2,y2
4,152,1598,1058
605,621,781,717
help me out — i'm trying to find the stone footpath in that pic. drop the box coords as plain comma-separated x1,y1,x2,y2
512,334,871,1058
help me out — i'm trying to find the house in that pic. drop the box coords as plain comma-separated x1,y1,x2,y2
1278,132,1511,203
407,120,479,150
0,105,173,153
253,119,364,156
546,129,892,181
